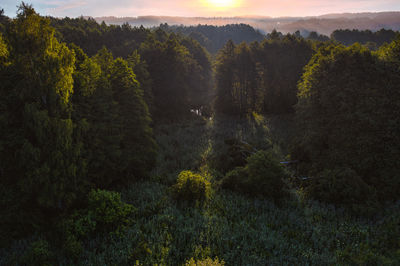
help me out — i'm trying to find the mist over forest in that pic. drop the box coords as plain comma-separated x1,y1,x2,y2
95,11,400,35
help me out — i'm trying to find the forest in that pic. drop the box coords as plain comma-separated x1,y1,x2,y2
0,3,399,265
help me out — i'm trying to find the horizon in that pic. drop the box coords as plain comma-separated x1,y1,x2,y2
1,0,400,18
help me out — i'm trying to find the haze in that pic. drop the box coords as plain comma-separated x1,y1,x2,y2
1,0,400,18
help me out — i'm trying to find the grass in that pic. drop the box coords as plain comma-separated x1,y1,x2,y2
1,113,399,265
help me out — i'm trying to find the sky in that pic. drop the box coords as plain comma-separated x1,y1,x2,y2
2,0,400,18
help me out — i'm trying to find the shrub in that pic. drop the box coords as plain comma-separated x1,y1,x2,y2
87,189,134,232
221,150,288,199
185,257,225,266
212,138,257,174
61,189,135,257
21,239,53,266
304,167,376,206
220,167,247,192
172,171,212,202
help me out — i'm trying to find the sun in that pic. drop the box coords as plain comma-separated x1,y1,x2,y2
203,0,241,10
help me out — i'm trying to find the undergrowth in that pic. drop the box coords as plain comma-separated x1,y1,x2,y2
1,114,398,265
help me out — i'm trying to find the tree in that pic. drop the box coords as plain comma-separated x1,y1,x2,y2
127,50,154,113
180,37,213,113
259,34,314,113
295,43,400,202
214,34,314,116
0,4,82,237
215,40,238,115
140,33,193,120
109,57,156,182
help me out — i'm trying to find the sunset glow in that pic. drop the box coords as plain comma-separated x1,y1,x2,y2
1,0,400,18
203,0,241,10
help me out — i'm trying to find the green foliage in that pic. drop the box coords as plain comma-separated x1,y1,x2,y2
332,28,397,47
1,4,399,266
87,189,134,230
50,15,213,122
214,138,257,174
64,189,134,239
221,150,288,199
109,57,156,182
378,35,400,65
61,189,134,257
69,46,156,188
0,4,83,238
162,23,264,54
215,34,314,115
11,181,394,265
295,43,400,203
21,239,53,266
0,33,7,62
50,17,150,57
140,33,212,121
304,167,376,207
1,118,399,265
173,171,212,202
185,257,225,266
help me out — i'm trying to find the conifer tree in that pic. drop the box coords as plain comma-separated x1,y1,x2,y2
215,40,237,115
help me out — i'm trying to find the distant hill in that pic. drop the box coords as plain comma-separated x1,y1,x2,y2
93,12,400,36
161,24,265,54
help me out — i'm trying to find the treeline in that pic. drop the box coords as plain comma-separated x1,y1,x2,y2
160,23,265,54
48,15,213,121
215,33,315,115
331,28,399,48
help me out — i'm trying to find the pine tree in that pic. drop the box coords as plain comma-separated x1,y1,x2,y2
215,40,237,115
109,57,156,183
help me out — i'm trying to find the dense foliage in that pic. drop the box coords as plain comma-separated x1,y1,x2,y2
139,34,212,120
161,23,265,54
50,17,150,58
0,5,81,239
61,189,134,258
215,34,314,115
221,150,288,199
331,28,398,48
49,16,213,121
0,2,399,265
3,120,399,265
173,171,212,203
295,43,400,203
0,4,155,243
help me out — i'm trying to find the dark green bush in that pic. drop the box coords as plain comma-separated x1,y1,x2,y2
221,150,288,199
21,239,53,266
172,171,212,202
61,189,135,257
304,167,376,206
212,138,257,174
87,189,134,231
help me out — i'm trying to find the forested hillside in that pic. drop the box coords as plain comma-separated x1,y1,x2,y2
0,4,399,265
160,23,265,54
331,28,399,49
